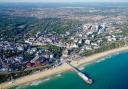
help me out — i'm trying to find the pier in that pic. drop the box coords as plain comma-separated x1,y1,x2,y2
67,63,93,84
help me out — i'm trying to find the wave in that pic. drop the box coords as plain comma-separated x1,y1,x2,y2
15,77,51,88
42,77,50,82
16,86,24,89
56,74,62,77
16,73,62,88
95,52,121,63
96,60,101,63
30,77,50,86
107,52,120,59
15,84,29,89
30,74,62,86
96,58,106,63
30,81,43,86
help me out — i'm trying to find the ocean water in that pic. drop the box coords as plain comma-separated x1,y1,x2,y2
12,51,128,89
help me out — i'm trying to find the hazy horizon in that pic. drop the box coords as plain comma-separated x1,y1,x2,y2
0,0,128,3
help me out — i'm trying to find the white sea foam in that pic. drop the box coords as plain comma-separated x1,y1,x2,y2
107,55,112,59
95,52,121,63
16,86,24,89
96,58,106,63
96,60,102,63
101,58,106,61
15,79,48,89
15,84,28,89
56,74,62,77
42,77,50,82
107,52,120,59
30,77,50,86
30,81,43,86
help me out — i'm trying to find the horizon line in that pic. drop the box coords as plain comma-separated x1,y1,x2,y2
0,1,128,3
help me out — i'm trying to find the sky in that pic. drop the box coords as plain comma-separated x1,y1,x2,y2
0,0,128,3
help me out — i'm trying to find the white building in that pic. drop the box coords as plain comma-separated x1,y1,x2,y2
85,40,91,45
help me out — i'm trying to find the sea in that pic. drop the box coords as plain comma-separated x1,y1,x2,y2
11,51,128,89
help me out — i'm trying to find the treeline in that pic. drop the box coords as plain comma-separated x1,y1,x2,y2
122,22,128,36
0,15,37,42
0,15,81,42
80,41,126,56
37,44,63,59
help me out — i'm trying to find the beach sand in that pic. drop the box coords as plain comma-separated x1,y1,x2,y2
1,46,128,89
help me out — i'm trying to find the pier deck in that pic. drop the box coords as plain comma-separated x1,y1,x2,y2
68,63,93,84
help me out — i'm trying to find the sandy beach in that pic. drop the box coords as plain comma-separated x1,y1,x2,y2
1,46,128,89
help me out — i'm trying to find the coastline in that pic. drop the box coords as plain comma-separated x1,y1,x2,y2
1,46,128,89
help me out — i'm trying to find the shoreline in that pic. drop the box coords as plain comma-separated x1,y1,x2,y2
1,46,128,89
